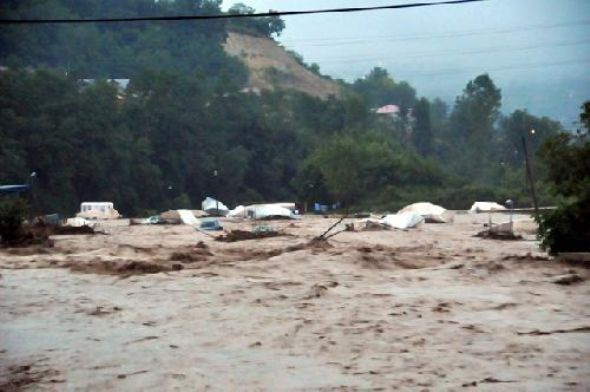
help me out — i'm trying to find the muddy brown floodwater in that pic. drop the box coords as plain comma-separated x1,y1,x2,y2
1,214,589,391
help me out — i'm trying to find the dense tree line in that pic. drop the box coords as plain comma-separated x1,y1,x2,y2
0,0,252,82
0,1,571,216
536,102,590,254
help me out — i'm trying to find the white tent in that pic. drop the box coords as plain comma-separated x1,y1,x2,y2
66,217,96,228
177,210,199,225
251,204,297,220
469,202,507,213
398,202,454,223
202,197,229,216
380,212,424,229
228,203,297,219
228,205,246,218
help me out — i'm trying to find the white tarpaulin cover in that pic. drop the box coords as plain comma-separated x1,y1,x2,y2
228,205,246,218
228,203,297,219
66,217,95,228
398,202,454,223
177,210,199,225
251,204,297,220
469,202,507,213
202,197,229,216
380,212,424,229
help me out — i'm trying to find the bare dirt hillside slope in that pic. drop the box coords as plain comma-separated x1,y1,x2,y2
224,32,341,99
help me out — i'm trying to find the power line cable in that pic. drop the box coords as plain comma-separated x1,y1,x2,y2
0,0,487,24
305,39,590,64
397,58,590,78
281,20,590,46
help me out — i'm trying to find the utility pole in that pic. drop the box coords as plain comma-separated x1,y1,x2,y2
213,169,219,216
521,135,539,219
28,171,38,219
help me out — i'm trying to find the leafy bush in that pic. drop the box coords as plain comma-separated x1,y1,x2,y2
537,198,590,255
536,103,590,255
0,198,29,243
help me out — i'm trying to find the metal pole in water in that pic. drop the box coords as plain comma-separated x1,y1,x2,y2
521,135,540,219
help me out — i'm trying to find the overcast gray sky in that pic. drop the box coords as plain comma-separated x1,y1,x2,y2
222,0,590,127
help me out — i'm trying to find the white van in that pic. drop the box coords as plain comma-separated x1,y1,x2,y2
77,202,120,220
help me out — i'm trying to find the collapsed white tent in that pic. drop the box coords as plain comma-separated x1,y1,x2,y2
66,217,96,228
380,212,424,229
228,205,246,218
469,202,507,213
398,202,454,223
202,197,229,216
251,204,297,220
228,203,297,220
177,209,199,225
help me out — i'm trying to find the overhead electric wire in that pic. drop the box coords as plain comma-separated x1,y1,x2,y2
305,38,590,64
280,20,590,46
392,58,590,78
0,0,487,24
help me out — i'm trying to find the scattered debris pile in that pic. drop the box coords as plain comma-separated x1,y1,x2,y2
158,210,183,224
51,225,96,235
170,241,214,263
216,228,282,242
157,210,208,225
129,216,160,225
0,227,54,248
65,217,96,228
476,222,522,240
548,273,584,285
68,259,183,276
0,363,61,391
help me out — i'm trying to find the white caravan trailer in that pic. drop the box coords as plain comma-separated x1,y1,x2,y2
77,202,120,220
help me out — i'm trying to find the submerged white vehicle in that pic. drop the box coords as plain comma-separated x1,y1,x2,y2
77,202,120,220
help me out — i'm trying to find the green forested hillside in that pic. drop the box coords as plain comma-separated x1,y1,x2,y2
0,1,569,215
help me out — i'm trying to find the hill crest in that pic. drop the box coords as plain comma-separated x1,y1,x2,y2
224,32,341,99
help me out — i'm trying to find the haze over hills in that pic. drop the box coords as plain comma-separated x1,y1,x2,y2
222,0,590,129
0,0,582,216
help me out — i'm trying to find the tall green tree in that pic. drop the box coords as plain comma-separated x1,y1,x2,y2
499,109,563,167
353,67,417,112
536,101,590,254
412,97,433,156
448,74,502,180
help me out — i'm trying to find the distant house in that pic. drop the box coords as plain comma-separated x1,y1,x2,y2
240,86,262,96
374,104,400,116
